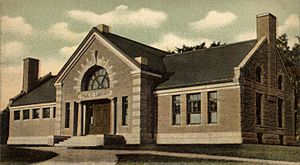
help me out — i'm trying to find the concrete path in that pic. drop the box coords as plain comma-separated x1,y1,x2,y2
23,147,299,165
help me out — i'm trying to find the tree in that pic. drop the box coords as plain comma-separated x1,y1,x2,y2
277,34,300,138
210,41,226,47
174,41,225,53
291,36,300,138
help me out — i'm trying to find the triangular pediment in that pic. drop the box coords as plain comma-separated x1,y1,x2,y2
54,28,141,85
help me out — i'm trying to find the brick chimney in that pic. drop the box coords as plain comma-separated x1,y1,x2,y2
97,24,110,33
256,13,277,99
256,13,276,45
23,58,39,93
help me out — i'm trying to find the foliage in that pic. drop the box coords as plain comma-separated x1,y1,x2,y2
276,34,300,135
276,34,300,89
276,34,299,68
210,41,226,47
172,41,225,53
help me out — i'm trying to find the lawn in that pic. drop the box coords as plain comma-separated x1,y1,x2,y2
0,145,58,164
1,144,299,164
145,144,300,162
116,154,258,165
100,143,300,162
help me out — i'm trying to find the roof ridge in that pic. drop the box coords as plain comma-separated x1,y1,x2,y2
100,31,170,55
166,39,257,57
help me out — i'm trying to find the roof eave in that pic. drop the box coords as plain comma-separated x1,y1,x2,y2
156,78,235,91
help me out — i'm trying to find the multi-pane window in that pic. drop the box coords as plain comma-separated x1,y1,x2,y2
32,108,40,119
278,75,283,90
42,108,50,118
87,68,109,90
172,95,181,125
256,67,262,83
14,110,20,120
23,109,30,120
278,99,283,128
53,107,56,118
187,93,201,124
122,96,128,126
65,103,70,128
208,92,218,123
256,93,262,125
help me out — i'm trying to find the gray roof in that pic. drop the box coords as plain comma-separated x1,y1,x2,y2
100,31,169,74
10,76,56,107
157,40,257,90
10,28,257,106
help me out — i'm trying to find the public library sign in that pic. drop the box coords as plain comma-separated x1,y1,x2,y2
79,89,112,101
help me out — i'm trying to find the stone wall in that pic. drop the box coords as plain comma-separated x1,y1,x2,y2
156,86,242,144
8,104,56,138
59,37,136,143
240,41,296,145
140,74,161,144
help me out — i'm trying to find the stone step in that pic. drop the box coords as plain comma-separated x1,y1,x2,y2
55,135,104,147
55,134,126,147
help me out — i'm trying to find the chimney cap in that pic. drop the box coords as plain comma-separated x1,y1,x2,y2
23,57,39,61
96,24,110,33
256,13,276,19
135,56,148,65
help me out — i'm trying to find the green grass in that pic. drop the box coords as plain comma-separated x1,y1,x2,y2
149,144,300,162
0,145,58,164
101,144,300,162
116,154,258,165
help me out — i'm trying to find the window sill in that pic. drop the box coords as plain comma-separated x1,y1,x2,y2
187,123,201,126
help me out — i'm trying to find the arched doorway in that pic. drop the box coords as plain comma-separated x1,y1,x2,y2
81,66,111,135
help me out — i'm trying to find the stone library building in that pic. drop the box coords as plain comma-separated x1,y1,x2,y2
7,13,297,146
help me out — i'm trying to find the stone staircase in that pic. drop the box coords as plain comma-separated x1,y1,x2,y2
55,135,104,147
55,134,126,147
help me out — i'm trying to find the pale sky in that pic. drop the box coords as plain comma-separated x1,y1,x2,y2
1,0,299,110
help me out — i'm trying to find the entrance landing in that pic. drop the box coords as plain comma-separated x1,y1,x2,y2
55,135,125,147
55,135,104,147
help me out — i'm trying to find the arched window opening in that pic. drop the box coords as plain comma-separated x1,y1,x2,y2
81,66,109,91
255,67,262,83
278,75,283,90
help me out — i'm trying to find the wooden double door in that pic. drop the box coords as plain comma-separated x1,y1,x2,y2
88,103,110,135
